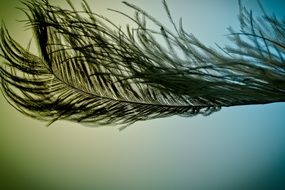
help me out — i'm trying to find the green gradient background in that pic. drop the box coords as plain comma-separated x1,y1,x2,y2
1,0,285,189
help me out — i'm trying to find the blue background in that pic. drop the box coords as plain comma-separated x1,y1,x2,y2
0,0,285,189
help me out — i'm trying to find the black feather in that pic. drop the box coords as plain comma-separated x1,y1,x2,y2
0,0,284,128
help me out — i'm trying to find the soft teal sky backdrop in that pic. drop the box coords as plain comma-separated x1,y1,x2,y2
0,0,285,190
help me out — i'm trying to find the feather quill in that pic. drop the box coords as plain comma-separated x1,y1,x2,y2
0,0,284,128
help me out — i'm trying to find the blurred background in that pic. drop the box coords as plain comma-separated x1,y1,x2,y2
0,0,285,189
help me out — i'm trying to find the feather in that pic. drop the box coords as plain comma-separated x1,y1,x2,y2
0,0,284,128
